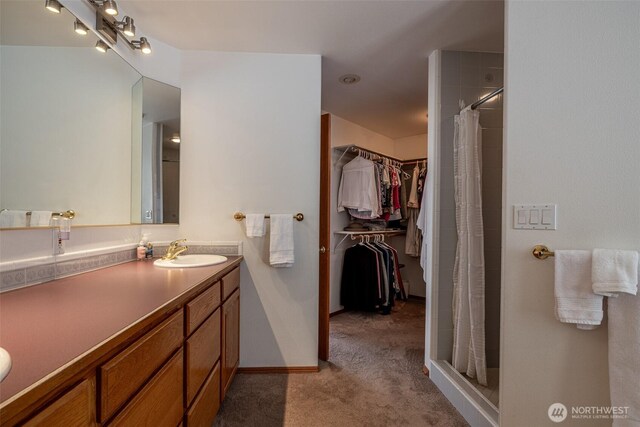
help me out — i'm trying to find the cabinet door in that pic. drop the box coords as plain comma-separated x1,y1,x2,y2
109,350,183,427
221,289,239,399
186,308,221,405
99,311,183,422
24,378,96,427
186,362,221,427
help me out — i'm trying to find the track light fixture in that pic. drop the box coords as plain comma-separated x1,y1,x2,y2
89,0,150,56
131,37,152,54
74,19,89,35
117,16,136,37
95,40,110,53
45,0,62,14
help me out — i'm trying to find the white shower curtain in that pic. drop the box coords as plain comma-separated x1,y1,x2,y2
451,107,487,386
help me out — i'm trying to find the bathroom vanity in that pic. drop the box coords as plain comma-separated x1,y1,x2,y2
0,257,242,426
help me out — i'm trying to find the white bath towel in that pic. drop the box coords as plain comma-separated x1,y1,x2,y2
269,214,294,268
245,214,266,238
607,293,640,426
592,249,639,296
0,210,28,227
30,211,53,227
554,250,603,330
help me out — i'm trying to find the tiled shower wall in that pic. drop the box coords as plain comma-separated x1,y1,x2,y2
437,51,504,369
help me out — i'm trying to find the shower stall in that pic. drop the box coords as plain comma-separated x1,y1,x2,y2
424,50,504,426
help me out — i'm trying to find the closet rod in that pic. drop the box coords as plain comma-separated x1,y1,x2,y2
334,145,403,164
334,145,426,167
470,87,504,110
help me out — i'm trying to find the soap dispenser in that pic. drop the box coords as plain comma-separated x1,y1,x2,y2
137,234,148,261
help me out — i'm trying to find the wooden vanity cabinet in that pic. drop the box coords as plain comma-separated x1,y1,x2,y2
10,264,241,427
99,311,183,422
186,362,221,427
109,350,184,427
23,378,96,427
221,288,240,399
186,308,221,404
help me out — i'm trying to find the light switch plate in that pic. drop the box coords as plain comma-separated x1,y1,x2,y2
513,204,557,230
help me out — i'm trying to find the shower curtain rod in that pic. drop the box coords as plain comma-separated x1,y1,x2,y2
470,87,504,110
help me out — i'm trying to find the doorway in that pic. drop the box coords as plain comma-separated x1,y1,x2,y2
318,113,428,362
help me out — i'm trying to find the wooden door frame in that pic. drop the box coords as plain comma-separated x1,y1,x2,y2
318,113,331,361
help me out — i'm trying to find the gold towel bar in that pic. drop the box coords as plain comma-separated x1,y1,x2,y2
532,245,555,260
234,212,304,222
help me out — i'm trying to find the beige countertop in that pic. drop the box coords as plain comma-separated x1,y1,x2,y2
0,256,242,409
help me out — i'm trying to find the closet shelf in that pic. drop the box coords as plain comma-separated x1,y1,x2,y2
333,230,405,250
333,144,426,167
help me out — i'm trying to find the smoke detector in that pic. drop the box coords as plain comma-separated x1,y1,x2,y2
338,74,361,85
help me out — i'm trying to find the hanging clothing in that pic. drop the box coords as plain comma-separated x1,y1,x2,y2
417,162,431,284
405,208,421,257
340,240,405,314
407,165,420,208
337,156,380,218
451,107,487,386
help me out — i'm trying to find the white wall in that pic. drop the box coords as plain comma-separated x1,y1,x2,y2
502,1,640,425
180,51,321,367
0,46,140,225
394,134,427,159
330,115,395,156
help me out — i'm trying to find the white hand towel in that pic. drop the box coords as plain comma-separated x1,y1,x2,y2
0,210,28,227
592,249,639,296
269,214,294,268
554,250,603,330
245,214,266,237
30,211,53,227
607,293,640,426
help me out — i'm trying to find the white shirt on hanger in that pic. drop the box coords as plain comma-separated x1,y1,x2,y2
337,156,380,217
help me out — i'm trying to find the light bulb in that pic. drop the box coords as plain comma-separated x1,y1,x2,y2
104,0,118,16
139,37,151,54
74,20,88,35
122,16,135,37
45,0,62,13
95,40,109,53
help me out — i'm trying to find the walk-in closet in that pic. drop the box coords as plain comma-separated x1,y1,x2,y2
319,113,428,366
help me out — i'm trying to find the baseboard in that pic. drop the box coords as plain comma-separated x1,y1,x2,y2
423,365,430,376
237,366,320,374
330,308,348,317
408,295,426,301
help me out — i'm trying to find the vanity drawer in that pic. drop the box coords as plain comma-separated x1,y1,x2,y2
186,362,221,427
99,311,183,422
186,308,221,405
221,267,240,301
186,281,221,336
24,378,96,427
109,349,183,427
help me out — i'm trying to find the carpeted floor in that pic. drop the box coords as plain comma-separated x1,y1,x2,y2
213,300,468,427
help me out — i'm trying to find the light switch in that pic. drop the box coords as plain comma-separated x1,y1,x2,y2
513,204,557,230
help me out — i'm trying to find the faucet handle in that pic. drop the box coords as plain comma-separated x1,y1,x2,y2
169,238,187,248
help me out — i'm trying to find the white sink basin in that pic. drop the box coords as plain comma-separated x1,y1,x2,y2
0,347,11,383
154,254,228,268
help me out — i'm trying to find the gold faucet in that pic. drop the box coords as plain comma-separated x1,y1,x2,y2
162,239,188,260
